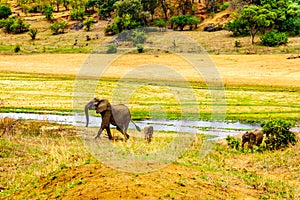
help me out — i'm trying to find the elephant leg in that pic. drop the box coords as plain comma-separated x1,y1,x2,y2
95,127,103,139
105,127,113,140
116,125,129,140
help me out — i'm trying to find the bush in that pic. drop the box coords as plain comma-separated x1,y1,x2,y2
234,40,241,47
11,18,30,33
130,30,147,45
0,18,14,33
83,17,95,31
262,119,297,150
14,45,21,53
28,28,38,40
261,30,288,46
70,7,85,21
225,135,240,149
136,44,144,53
43,6,53,21
153,19,166,28
0,5,12,19
106,44,117,54
50,21,68,35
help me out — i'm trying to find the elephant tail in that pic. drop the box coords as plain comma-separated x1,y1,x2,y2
131,120,141,132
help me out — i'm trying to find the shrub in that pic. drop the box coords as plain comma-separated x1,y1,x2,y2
106,44,117,54
0,18,14,33
83,17,95,31
225,135,240,149
70,7,85,21
153,19,166,29
136,44,144,53
234,40,241,47
187,16,200,30
28,28,38,40
14,45,21,53
10,18,30,34
0,5,12,19
262,118,297,150
261,30,288,46
220,2,229,11
130,30,147,45
50,21,68,35
43,6,53,21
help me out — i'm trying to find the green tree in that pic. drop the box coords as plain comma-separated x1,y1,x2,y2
43,6,54,21
114,0,143,22
261,30,288,46
239,5,277,44
0,5,12,19
98,0,118,18
141,0,158,20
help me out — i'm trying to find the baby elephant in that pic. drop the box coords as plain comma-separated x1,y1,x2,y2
144,126,153,143
242,129,263,150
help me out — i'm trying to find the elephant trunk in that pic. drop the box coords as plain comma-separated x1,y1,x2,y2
84,99,95,127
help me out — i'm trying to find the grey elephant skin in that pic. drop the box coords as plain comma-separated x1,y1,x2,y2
242,129,263,149
85,98,141,140
144,126,153,143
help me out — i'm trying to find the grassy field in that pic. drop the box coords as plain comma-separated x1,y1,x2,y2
0,119,299,199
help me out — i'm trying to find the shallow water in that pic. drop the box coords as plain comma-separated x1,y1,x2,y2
0,112,263,140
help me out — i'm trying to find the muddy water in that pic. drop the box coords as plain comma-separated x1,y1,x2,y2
0,112,264,139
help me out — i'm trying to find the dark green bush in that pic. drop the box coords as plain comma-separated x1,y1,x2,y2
0,5,12,19
106,44,117,54
153,19,166,28
0,18,14,33
43,6,53,21
261,30,288,46
136,44,144,53
262,119,297,150
14,45,21,53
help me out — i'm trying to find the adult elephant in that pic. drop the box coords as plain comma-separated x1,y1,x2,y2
85,98,141,140
241,129,264,149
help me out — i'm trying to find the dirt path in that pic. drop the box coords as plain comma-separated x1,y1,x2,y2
1,53,299,87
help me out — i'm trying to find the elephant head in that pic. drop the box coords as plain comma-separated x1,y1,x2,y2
84,98,112,127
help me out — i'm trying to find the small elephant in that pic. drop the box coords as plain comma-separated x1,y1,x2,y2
242,129,263,149
144,126,153,143
85,98,141,140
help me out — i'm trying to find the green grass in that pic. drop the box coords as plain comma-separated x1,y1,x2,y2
0,72,299,122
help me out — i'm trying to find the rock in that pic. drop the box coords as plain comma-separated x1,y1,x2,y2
71,22,83,31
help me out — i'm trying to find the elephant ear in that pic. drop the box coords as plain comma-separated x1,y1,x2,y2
96,99,110,113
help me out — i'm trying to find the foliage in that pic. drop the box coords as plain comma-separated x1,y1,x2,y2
0,17,14,33
114,0,143,23
83,17,95,31
234,40,241,47
239,5,277,44
70,7,85,21
136,43,144,53
224,19,249,36
104,14,140,35
106,44,117,53
220,2,230,11
170,15,200,31
153,19,166,28
49,21,68,35
0,17,29,34
28,28,38,40
98,0,117,18
262,118,297,150
261,30,288,46
130,30,147,45
0,5,12,19
14,45,20,53
225,135,240,149
43,6,54,21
